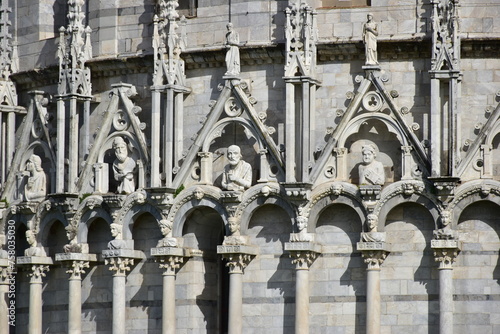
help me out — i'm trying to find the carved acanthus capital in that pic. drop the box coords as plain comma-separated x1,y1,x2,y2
27,264,50,283
223,253,254,274
105,257,134,276
431,238,461,269
156,255,185,275
290,251,319,270
65,260,90,279
357,241,389,269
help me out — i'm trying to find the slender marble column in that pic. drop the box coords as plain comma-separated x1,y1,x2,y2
56,98,66,192
358,247,388,334
217,250,255,334
105,257,134,334
28,265,50,334
67,261,89,334
432,239,460,334
154,252,185,334
68,96,78,192
289,250,319,334
0,264,10,334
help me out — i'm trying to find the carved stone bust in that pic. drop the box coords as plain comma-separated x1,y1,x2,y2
156,219,178,247
112,137,137,194
290,215,314,242
25,230,47,256
24,154,46,201
107,223,127,250
63,225,82,253
223,216,247,245
361,213,385,242
0,235,8,258
221,145,252,191
433,210,455,239
358,145,385,186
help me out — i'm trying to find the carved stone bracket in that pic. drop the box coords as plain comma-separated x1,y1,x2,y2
283,183,311,207
357,242,389,270
431,238,461,269
217,245,258,274
429,176,460,204
151,246,191,275
284,241,322,270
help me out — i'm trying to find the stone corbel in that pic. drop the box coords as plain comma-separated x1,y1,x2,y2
217,245,258,274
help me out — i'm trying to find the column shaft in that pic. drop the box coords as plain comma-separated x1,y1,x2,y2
163,273,176,334
68,277,82,334
112,274,126,334
285,82,295,182
228,272,243,334
68,96,78,192
430,78,441,177
29,281,43,334
56,98,66,192
151,89,161,187
295,268,309,333
366,268,381,334
439,268,453,334
0,283,8,334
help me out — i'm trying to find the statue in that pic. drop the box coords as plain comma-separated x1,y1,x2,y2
24,154,46,201
358,145,385,185
25,230,47,256
290,215,313,242
221,145,252,191
362,13,379,66
223,217,247,245
112,137,137,194
361,214,385,242
107,223,127,250
156,220,178,247
63,225,82,253
224,23,240,76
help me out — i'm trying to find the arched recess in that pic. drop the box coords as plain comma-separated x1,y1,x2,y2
172,198,228,237
311,203,364,333
178,206,226,333
78,207,113,245
239,195,295,235
205,118,261,188
308,193,365,232
245,204,294,332
132,212,162,253
455,201,500,332
39,210,67,251
121,203,164,241
377,193,439,232
339,116,406,184
383,203,438,333
87,218,113,254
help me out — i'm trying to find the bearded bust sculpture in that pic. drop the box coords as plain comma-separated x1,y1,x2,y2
24,154,47,201
358,145,385,186
112,137,137,194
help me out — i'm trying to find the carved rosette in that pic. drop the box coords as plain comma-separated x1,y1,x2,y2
105,257,134,276
222,253,254,274
66,260,90,279
431,239,461,269
28,264,50,283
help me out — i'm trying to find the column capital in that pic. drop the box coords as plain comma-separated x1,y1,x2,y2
224,253,254,274
285,241,322,270
151,246,190,275
105,257,135,276
357,242,389,270
55,252,97,279
66,260,90,279
27,264,50,283
431,238,461,269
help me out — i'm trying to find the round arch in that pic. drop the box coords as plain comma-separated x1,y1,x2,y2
308,194,366,232
172,198,228,237
239,195,295,235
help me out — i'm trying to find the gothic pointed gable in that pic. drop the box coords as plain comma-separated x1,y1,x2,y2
76,83,150,194
2,92,53,202
171,78,285,190
310,70,430,186
430,0,460,72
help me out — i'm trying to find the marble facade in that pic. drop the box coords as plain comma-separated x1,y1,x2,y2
0,0,499,333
